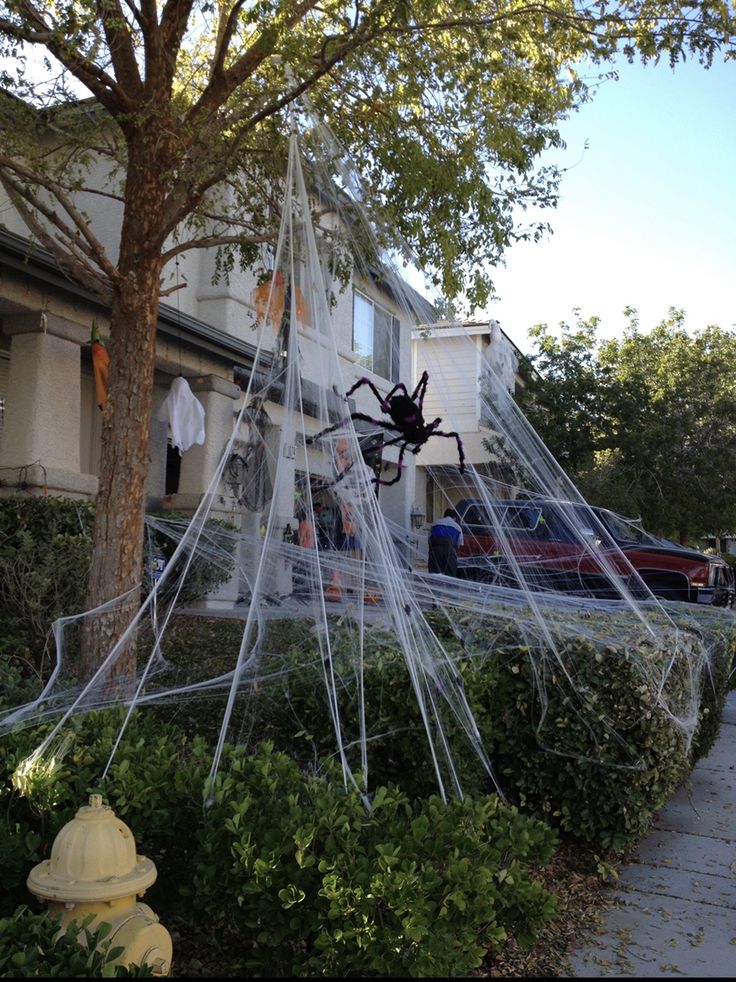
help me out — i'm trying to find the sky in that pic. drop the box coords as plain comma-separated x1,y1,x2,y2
480,55,736,353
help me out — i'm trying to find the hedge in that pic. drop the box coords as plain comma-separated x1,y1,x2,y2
0,495,234,682
0,712,556,978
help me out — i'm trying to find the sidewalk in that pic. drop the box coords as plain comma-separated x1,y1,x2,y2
568,690,736,977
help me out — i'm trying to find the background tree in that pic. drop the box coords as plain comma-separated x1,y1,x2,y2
0,2,734,675
519,313,609,475
520,308,736,543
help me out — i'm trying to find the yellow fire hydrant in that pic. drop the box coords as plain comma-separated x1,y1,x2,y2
27,794,172,976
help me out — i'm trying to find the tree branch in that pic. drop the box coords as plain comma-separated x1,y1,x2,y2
209,0,249,82
159,0,196,87
3,2,128,113
0,154,119,284
95,0,143,98
186,0,319,128
161,231,274,263
0,173,114,301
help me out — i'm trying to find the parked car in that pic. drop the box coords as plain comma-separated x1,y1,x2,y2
454,497,735,607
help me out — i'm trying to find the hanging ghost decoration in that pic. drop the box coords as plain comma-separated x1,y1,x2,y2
157,376,206,454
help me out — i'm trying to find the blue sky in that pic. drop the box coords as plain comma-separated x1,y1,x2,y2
483,55,736,353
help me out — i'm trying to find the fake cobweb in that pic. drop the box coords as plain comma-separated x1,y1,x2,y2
2,102,733,805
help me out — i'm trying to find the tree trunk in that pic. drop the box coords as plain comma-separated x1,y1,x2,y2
79,144,168,686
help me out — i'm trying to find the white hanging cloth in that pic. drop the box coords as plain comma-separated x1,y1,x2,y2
157,376,206,454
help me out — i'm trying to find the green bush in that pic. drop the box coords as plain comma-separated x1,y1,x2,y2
143,511,236,607
0,710,211,913
190,743,556,977
466,626,692,851
0,496,94,680
0,907,152,977
661,603,736,758
236,609,733,853
0,496,235,685
1,713,556,977
0,664,43,716
434,610,735,851
229,616,495,801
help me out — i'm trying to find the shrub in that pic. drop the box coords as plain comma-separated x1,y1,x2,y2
190,743,556,977
0,907,152,977
0,496,94,680
0,496,235,685
235,608,733,853
0,710,211,912
661,603,736,759
233,617,496,801
143,511,237,607
1,715,557,978
467,625,693,852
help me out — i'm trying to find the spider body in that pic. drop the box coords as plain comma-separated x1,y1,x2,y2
308,372,465,487
383,392,440,445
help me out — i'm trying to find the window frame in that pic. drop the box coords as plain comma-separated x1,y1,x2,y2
352,289,400,383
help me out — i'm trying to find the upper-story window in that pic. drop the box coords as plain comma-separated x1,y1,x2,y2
353,290,400,382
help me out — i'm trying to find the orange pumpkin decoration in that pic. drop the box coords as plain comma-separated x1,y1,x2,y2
252,271,285,328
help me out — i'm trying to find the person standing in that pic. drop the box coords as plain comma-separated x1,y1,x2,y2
317,498,337,549
292,510,315,598
428,508,464,576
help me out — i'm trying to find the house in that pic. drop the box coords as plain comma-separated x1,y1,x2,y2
410,318,526,531
0,219,433,567
0,93,534,602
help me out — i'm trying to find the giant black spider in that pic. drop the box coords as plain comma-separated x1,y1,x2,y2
308,372,465,487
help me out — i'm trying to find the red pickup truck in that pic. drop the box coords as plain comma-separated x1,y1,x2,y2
455,498,735,607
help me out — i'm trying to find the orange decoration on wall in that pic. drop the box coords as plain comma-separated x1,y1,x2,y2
90,322,110,412
294,286,310,326
252,271,285,327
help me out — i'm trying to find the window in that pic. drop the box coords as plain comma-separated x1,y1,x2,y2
352,291,400,381
595,509,643,545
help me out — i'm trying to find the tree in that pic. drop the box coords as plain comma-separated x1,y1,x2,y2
519,313,609,475
520,308,736,543
0,2,734,676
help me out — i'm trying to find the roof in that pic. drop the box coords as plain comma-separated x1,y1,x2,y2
0,229,264,371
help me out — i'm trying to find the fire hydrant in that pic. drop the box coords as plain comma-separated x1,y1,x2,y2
27,794,172,976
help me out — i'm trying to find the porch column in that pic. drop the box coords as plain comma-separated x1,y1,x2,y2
173,374,241,506
0,312,97,498
168,373,242,609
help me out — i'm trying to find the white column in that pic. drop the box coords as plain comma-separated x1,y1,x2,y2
167,374,241,609
0,312,97,497
174,374,240,503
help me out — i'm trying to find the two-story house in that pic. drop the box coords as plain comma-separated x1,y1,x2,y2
0,215,435,566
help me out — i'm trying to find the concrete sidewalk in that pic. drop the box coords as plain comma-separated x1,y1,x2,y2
568,690,736,977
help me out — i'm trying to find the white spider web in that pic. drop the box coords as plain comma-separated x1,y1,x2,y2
2,100,730,808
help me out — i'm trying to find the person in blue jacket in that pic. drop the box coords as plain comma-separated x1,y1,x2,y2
428,508,464,576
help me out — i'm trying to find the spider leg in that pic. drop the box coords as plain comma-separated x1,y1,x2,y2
376,433,406,450
411,371,429,411
382,381,411,404
309,412,403,445
348,413,404,434
374,443,409,486
307,416,351,444
348,377,422,415
328,458,357,487
345,377,399,413
428,429,465,473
